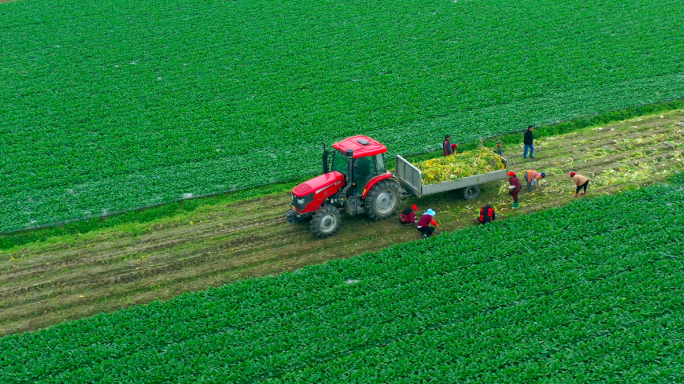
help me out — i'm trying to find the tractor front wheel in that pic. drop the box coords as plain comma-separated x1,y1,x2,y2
365,180,402,221
310,205,341,238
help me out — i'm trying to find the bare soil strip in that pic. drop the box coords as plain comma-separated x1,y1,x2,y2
1,111,683,336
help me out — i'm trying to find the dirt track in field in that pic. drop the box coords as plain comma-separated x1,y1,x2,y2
1,111,684,336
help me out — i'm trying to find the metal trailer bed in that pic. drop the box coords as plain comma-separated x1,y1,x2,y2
394,155,509,198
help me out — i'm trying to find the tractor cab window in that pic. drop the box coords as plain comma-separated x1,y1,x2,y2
331,150,348,177
375,153,387,174
354,156,375,178
353,156,376,195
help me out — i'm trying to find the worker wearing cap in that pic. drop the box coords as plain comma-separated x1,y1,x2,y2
570,172,589,197
416,209,438,238
399,204,419,225
524,170,546,192
443,135,458,156
478,204,496,224
507,171,521,208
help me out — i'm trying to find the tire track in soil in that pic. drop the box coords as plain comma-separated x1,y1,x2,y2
1,110,683,336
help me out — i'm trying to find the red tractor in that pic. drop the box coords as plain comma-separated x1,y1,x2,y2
285,135,402,238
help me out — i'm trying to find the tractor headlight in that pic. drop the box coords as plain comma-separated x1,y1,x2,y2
292,193,314,210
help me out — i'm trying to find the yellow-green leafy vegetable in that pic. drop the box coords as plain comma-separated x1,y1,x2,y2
414,147,505,184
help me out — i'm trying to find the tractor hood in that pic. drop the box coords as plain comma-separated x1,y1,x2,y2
293,171,344,197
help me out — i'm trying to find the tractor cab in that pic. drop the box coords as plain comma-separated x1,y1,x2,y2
330,136,388,196
286,135,402,238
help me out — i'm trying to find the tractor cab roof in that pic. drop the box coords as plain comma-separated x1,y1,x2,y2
332,135,387,158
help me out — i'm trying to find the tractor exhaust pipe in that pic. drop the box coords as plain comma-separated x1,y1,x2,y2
346,149,354,189
322,143,329,174
338,149,354,197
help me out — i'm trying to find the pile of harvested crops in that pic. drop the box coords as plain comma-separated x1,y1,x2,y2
415,147,506,184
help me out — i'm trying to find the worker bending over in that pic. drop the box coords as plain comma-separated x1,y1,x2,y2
507,172,521,208
478,204,496,225
524,170,546,192
399,205,418,225
416,209,438,238
570,172,589,197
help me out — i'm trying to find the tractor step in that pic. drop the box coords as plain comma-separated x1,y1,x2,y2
285,209,312,223
344,197,365,216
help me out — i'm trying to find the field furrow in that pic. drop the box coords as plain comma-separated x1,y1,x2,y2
1,169,682,383
1,110,683,336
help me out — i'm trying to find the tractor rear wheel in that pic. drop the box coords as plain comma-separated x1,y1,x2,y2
461,185,481,200
365,180,402,221
310,205,341,238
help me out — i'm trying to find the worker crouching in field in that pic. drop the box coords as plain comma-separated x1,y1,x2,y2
443,135,458,156
478,204,496,225
507,171,521,208
416,209,438,238
524,170,546,192
570,172,589,197
399,205,419,225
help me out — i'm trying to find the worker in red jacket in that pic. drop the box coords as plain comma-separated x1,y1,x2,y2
416,209,438,238
507,171,521,208
478,204,496,224
443,135,458,156
399,205,418,225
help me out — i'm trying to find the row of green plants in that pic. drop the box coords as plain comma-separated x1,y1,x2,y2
2,0,684,232
1,174,682,383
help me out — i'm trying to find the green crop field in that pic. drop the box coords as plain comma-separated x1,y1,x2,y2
2,0,684,232
1,174,682,383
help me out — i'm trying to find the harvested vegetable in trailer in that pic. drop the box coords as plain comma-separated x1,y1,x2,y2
414,147,506,184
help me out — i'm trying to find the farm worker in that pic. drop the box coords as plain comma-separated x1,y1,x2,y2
524,170,547,192
443,135,458,156
507,171,521,208
399,204,419,225
495,141,503,157
570,172,589,197
416,209,438,238
478,204,496,224
523,125,535,159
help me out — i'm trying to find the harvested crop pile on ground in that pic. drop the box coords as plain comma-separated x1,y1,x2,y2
415,147,506,183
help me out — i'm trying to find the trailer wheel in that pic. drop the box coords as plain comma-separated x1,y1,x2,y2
311,205,341,238
365,180,402,221
461,185,481,200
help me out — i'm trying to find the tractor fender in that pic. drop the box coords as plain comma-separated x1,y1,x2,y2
362,173,393,199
